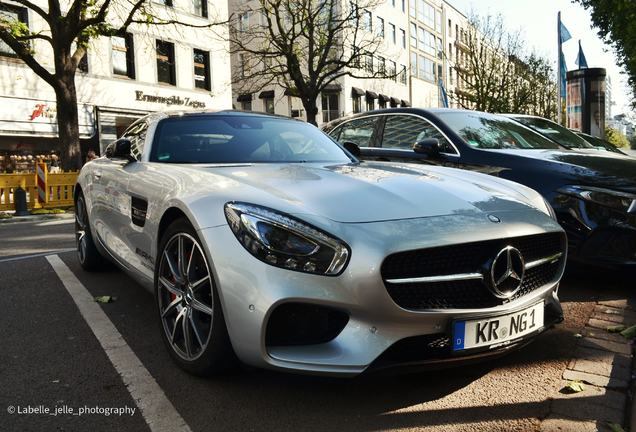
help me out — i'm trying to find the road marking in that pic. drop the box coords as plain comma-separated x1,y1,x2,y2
36,219,75,227
0,249,75,263
46,255,192,432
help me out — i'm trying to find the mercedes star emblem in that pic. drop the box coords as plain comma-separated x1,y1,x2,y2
490,246,525,298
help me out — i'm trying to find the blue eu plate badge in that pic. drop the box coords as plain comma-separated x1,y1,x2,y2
454,321,465,350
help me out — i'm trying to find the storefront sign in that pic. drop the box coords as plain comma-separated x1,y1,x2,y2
0,96,95,139
134,91,206,109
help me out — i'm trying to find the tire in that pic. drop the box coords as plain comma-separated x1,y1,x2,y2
75,194,106,271
155,218,237,376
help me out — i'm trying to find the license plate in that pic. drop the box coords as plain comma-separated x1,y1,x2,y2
453,302,544,351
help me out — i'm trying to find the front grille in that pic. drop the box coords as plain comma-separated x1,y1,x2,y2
265,303,349,347
381,233,564,310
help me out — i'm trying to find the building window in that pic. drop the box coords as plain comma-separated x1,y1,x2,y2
419,1,434,29
243,101,252,110
350,2,359,26
71,40,89,73
265,98,274,113
363,10,372,31
260,9,268,27
352,95,361,113
411,52,417,78
400,28,406,48
239,53,247,77
436,10,442,33
409,0,415,19
112,34,135,79
419,55,435,82
191,0,207,17
0,5,27,59
390,23,396,44
410,23,417,48
448,19,452,38
377,17,384,38
391,0,395,7
378,56,386,76
156,40,175,85
193,49,210,90
366,95,374,111
155,0,173,6
401,0,405,13
388,60,396,81
364,51,373,73
419,27,436,56
399,65,407,84
322,93,340,123
238,12,249,32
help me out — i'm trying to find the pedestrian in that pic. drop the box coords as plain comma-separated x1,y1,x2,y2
85,149,97,164
50,154,60,173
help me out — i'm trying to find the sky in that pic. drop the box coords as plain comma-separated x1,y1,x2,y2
446,0,631,117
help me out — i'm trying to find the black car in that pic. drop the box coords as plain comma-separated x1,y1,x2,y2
575,131,629,155
323,108,636,267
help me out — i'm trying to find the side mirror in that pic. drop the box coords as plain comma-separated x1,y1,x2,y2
413,138,440,155
112,139,135,162
342,140,361,157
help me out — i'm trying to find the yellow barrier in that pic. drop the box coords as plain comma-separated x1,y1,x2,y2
0,170,78,211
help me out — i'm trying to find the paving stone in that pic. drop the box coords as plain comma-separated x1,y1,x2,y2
553,379,628,410
573,346,632,368
593,305,636,324
551,398,624,425
571,358,631,381
598,294,636,312
578,336,633,356
583,327,633,345
563,369,629,390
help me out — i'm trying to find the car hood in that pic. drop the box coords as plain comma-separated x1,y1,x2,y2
190,161,545,223
482,148,636,194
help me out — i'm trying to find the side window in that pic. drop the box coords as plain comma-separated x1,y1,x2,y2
122,122,148,161
330,117,379,148
381,115,456,153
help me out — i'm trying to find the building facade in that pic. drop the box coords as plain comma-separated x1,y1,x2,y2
0,0,232,173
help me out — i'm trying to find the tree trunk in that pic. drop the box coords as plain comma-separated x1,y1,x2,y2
53,75,83,172
303,98,319,126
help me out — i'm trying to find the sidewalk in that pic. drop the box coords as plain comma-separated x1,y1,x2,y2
0,209,75,223
542,290,635,432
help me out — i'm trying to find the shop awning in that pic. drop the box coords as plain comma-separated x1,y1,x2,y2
351,87,365,97
284,88,300,97
259,90,275,99
237,93,253,102
322,84,342,94
379,94,390,102
391,97,401,106
401,99,411,107
366,91,378,99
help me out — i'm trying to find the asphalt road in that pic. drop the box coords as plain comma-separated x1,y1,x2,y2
0,218,629,431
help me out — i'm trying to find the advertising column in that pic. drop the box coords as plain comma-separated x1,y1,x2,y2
565,68,606,138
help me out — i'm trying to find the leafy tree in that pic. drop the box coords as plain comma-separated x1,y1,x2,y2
574,0,636,108
450,10,558,118
0,0,224,171
229,0,397,125
605,125,630,148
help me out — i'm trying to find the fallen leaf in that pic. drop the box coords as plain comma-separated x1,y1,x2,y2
573,334,582,338
620,324,636,339
605,310,620,315
607,325,628,333
564,380,586,393
604,421,625,432
94,296,118,303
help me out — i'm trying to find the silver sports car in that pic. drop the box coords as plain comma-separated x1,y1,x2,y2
75,110,566,376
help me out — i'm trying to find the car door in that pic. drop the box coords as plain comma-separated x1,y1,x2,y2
89,121,147,271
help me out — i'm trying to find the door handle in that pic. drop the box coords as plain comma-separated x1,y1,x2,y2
94,170,102,178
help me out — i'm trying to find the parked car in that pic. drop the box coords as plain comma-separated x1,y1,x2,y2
75,110,566,377
501,114,598,150
573,130,629,155
323,108,636,267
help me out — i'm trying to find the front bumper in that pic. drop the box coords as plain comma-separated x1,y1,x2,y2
200,210,566,376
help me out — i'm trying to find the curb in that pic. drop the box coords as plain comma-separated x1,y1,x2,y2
0,210,75,224
543,291,635,431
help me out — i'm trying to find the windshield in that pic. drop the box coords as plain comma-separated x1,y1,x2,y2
435,112,562,150
511,117,596,149
575,132,624,153
150,115,352,164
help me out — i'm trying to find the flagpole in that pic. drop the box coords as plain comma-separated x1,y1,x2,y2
558,11,562,124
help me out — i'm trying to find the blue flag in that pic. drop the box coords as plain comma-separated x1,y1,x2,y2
439,78,449,108
560,52,567,94
560,21,572,43
575,40,588,68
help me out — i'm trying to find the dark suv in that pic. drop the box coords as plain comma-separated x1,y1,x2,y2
324,108,636,267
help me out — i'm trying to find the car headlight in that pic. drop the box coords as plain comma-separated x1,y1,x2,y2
556,186,636,213
224,202,350,275
541,196,558,221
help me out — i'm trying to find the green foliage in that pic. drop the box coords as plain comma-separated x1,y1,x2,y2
605,125,630,148
574,0,636,109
